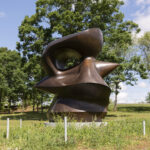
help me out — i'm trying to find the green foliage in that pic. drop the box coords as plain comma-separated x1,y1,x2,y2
0,47,27,109
138,31,150,72
146,92,150,103
17,0,140,60
138,32,150,104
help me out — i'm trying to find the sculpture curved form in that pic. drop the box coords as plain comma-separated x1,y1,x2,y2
36,28,118,121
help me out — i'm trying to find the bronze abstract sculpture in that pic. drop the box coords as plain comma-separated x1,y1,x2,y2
36,28,118,121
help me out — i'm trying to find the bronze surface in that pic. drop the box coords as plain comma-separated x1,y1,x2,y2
36,28,118,122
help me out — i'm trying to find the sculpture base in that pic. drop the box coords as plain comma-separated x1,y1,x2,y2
47,112,106,122
47,98,108,122
44,122,108,127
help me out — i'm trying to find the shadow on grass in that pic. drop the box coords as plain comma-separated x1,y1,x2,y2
106,114,130,118
0,111,47,121
106,115,117,117
117,106,150,112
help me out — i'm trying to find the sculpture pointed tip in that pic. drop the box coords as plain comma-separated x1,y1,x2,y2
111,63,119,69
95,61,119,78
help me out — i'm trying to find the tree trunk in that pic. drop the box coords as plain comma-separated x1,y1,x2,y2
0,93,2,110
41,97,43,113
24,99,27,109
37,103,39,112
33,101,35,112
143,48,150,70
0,90,3,110
8,98,11,114
21,95,25,113
31,94,35,112
113,93,118,111
113,82,119,111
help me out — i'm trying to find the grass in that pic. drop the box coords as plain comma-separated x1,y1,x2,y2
0,104,150,150
105,104,150,121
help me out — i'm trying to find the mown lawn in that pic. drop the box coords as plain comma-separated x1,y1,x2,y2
0,104,150,150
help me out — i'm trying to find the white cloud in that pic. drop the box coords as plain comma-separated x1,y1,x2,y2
136,0,144,5
71,4,75,11
118,92,128,101
0,12,6,18
119,83,127,91
135,15,150,37
122,0,129,5
111,91,128,103
131,1,150,37
138,81,147,88
136,0,150,5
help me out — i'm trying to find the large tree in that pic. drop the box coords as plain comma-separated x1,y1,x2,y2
104,56,147,111
17,0,140,58
138,32,150,105
0,47,27,110
0,48,8,109
17,0,146,110
138,32,150,74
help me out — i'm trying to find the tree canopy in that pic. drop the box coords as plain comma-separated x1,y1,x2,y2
138,31,150,74
138,32,150,104
17,0,140,60
0,47,27,110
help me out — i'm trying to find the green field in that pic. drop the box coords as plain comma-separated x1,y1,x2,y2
0,104,150,150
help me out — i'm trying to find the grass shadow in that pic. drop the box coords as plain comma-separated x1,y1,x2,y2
106,114,130,118
106,115,117,117
117,106,150,112
0,111,47,121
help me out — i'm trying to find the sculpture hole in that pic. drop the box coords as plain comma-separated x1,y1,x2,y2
53,48,82,70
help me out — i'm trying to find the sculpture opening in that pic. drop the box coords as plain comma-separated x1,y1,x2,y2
52,48,82,70
35,28,119,122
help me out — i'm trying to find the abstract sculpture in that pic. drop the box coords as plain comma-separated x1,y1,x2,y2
36,28,118,122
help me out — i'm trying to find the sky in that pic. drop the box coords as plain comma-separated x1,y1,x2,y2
0,0,150,103
111,0,150,103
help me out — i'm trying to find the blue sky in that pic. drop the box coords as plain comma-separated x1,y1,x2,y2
0,0,150,103
0,0,36,50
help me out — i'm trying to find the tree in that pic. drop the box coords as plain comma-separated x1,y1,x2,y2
17,0,140,58
21,54,51,112
138,32,150,106
17,0,146,111
146,92,150,103
105,56,147,111
0,47,27,111
138,32,150,74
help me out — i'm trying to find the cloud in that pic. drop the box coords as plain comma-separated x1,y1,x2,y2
136,0,150,5
134,15,150,37
132,2,150,37
111,91,128,103
138,81,147,88
118,92,128,101
0,12,6,18
122,0,129,5
119,83,127,91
